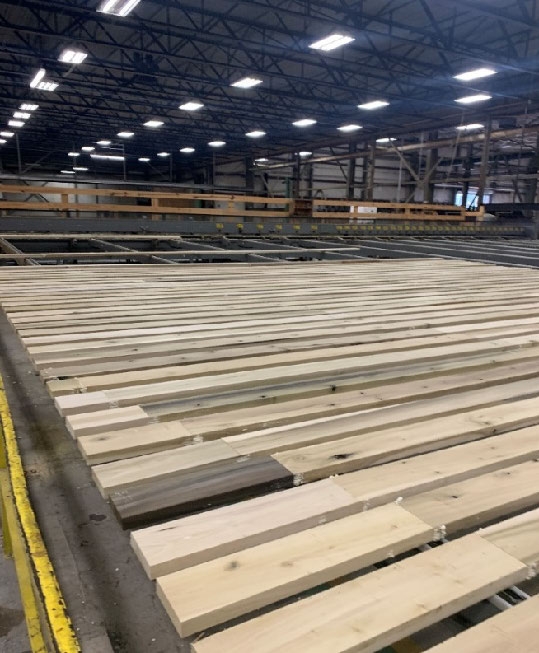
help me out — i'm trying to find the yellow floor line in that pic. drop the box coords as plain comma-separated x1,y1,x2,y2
0,372,81,653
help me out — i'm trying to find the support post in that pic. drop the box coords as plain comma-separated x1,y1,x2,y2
477,117,492,206
347,143,357,200
423,132,438,203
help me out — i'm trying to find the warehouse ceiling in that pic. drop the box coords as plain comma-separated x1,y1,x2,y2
1,0,539,177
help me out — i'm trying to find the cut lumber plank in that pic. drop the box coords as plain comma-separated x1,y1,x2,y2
157,504,434,637
131,479,359,578
111,456,295,528
191,535,529,653
92,439,238,497
401,460,539,533
481,508,539,567
65,406,150,438
274,396,539,482
426,594,539,653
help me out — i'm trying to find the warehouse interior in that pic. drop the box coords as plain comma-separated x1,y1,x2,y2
1,2,539,653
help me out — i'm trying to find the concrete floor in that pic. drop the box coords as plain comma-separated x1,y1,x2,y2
0,527,30,653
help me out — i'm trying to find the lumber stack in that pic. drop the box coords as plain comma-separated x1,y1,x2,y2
0,259,538,652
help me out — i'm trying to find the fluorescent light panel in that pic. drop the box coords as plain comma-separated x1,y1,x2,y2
0,139,6,145
255,157,268,162
157,152,170,157
117,131,134,138
309,34,354,51
293,118,316,127
61,170,75,174
98,0,142,16
338,124,362,132
179,101,204,111
456,94,492,104
180,147,195,153
454,67,496,82
96,140,111,146
73,167,88,171
37,81,58,92
19,104,38,111
59,49,87,64
457,123,484,131
90,153,125,161
246,130,265,138
29,68,46,88
81,146,95,152
13,112,30,120
0,132,14,138
144,120,164,128
208,141,226,147
376,137,396,143
358,100,389,110
299,151,312,157
68,152,80,157
231,77,263,88
138,157,150,162
8,120,24,128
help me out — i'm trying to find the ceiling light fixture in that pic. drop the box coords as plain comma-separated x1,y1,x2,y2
255,157,268,162
13,112,31,120
231,77,263,88
455,94,492,104
59,49,88,64
454,67,496,82
138,157,150,162
73,166,88,172
246,130,266,138
0,139,6,145
157,151,170,157
117,131,134,138
179,101,204,111
358,100,389,110
98,0,142,16
19,104,39,111
298,151,312,157
376,137,397,143
29,68,46,88
456,123,485,131
37,81,58,92
8,120,24,128
96,140,111,146
208,141,226,147
293,118,317,127
144,120,164,128
309,34,355,51
338,124,363,132
180,147,195,153
68,152,80,157
90,153,125,161
81,146,95,152
1,132,14,138
61,169,76,174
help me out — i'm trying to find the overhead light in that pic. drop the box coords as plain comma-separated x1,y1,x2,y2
13,112,31,120
208,141,226,147
309,34,354,51
37,81,58,92
255,157,268,163
59,49,88,65
231,77,263,88
117,131,134,138
376,137,397,143
96,140,111,146
144,120,164,128
8,120,24,128
98,0,142,16
179,101,204,111
29,68,46,88
61,170,76,174
1,132,14,138
0,139,6,145
180,147,195,153
19,104,39,111
456,94,492,104
293,118,316,127
68,151,80,157
454,67,496,82
298,151,312,157
338,124,362,132
138,157,150,162
157,151,170,157
456,123,484,131
90,153,125,161
81,146,95,152
73,166,88,172
358,100,389,110
246,130,266,138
